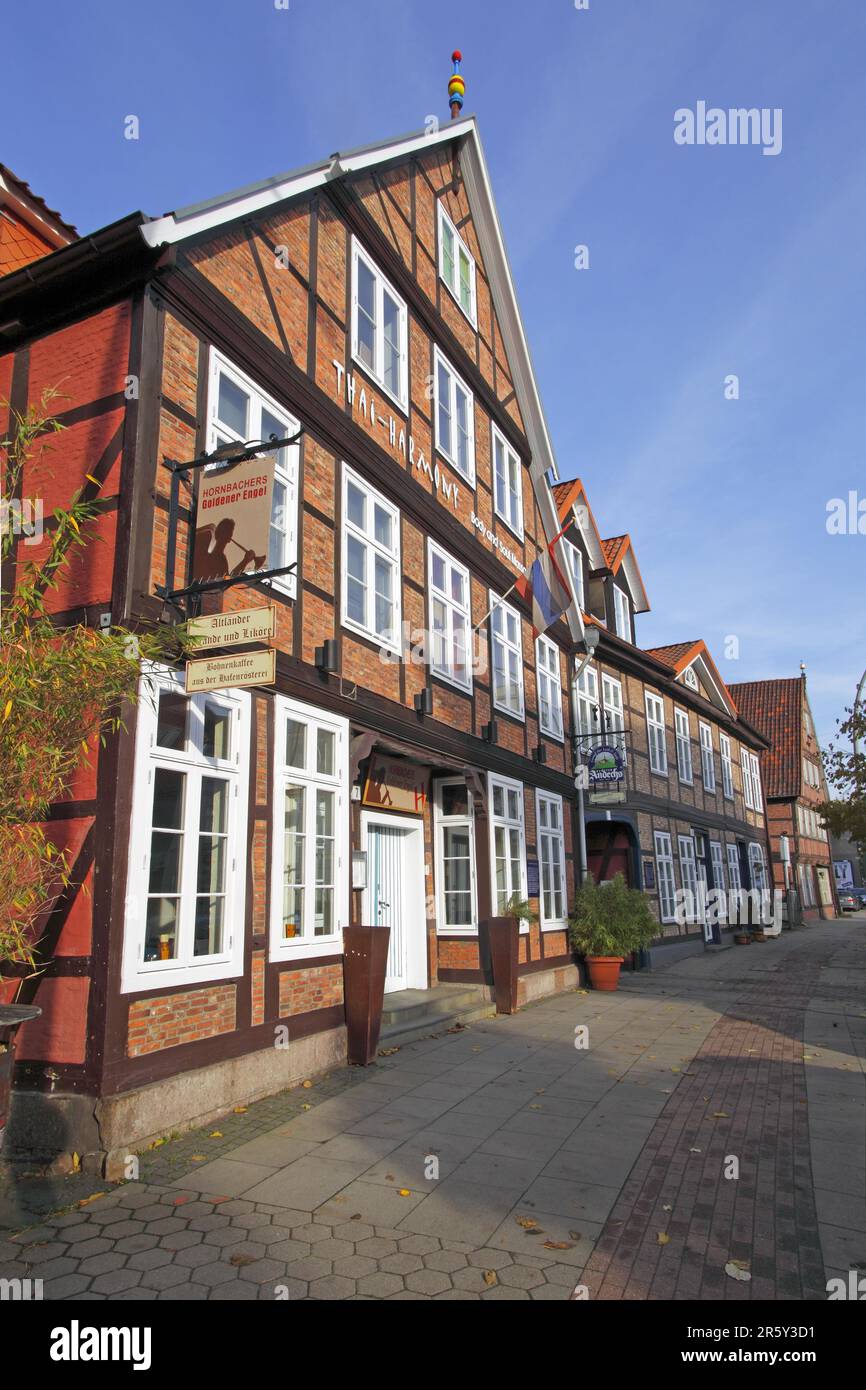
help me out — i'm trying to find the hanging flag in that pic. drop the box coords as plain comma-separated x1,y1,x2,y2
515,534,573,638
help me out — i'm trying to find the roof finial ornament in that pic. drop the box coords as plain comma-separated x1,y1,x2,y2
448,50,465,120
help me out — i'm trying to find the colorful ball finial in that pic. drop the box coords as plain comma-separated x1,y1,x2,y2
448,49,464,117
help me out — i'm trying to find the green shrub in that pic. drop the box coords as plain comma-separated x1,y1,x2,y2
568,873,658,958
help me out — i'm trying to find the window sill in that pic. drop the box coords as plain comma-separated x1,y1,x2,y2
122,956,241,995
440,275,478,331
349,352,408,418
270,937,344,962
434,444,475,490
341,614,402,659
492,508,524,544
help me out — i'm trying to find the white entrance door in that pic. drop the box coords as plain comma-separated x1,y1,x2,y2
363,813,426,994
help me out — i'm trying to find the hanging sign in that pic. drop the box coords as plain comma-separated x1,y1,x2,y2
185,648,276,694
362,756,428,815
188,605,276,650
589,789,626,806
192,457,274,583
587,743,625,785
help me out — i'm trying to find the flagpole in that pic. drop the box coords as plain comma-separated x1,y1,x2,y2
471,579,519,634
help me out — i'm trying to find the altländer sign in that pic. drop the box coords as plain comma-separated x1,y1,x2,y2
188,605,276,651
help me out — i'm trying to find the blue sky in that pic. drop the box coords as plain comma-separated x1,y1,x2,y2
6,0,865,748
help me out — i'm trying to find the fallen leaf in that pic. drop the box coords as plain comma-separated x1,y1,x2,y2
689,1147,702,1154
663,1204,672,1212
483,1270,498,1287
725,1261,751,1282
517,1217,539,1230
568,1230,582,1240
657,1232,670,1246
385,1174,395,1181
302,1080,313,1089
301,1104,312,1111
172,1196,189,1206
233,1106,248,1114
230,1254,256,1267
712,1112,729,1119
398,1189,412,1197
190,1155,207,1162
77,1191,108,1207
543,1240,574,1251
209,1131,223,1139
529,1104,542,1111
211,1195,231,1204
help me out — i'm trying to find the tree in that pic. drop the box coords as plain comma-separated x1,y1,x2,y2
819,694,866,856
1,392,183,983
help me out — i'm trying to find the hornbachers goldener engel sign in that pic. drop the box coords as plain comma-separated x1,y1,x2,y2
192,457,275,582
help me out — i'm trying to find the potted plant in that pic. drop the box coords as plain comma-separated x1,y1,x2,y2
569,873,657,991
484,896,537,1015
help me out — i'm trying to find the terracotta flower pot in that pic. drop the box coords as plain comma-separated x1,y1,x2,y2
586,956,624,991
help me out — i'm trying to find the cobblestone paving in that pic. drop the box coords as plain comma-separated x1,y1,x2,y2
1,920,863,1300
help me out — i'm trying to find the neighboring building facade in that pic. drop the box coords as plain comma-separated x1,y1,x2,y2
830,831,864,892
729,676,837,920
555,480,774,942
0,117,586,1170
0,163,76,275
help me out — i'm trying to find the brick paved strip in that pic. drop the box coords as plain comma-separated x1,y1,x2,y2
582,955,830,1301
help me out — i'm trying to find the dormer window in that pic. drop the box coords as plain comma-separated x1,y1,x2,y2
438,203,477,325
612,584,631,641
564,539,585,611
683,666,699,692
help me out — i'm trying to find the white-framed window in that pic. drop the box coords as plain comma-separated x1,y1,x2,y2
564,539,585,611
750,752,763,812
536,791,567,929
602,673,626,762
433,779,477,934
428,540,471,692
748,842,768,893
206,350,299,598
433,347,475,483
437,201,477,325
727,842,742,892
122,667,250,993
708,839,728,917
741,748,755,810
492,423,523,538
612,584,631,641
536,635,563,740
700,722,716,792
675,708,692,784
342,464,401,652
654,831,677,924
720,732,734,800
678,834,699,924
351,236,408,411
270,695,349,959
489,774,527,921
490,592,524,718
646,692,667,775
575,663,601,754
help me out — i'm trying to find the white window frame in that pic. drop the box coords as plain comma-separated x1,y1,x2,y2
710,840,726,891
675,708,692,784
488,773,528,927
720,732,734,800
601,672,626,763
646,692,667,776
741,748,755,810
121,666,250,993
750,752,763,812
564,539,585,612
536,635,564,741
433,346,475,483
678,834,699,924
536,790,567,930
490,591,525,719
575,663,601,752
612,584,631,641
428,539,472,693
351,236,408,412
654,830,677,924
727,842,742,892
341,464,401,653
437,201,477,326
699,721,716,792
270,695,349,961
491,422,524,539
206,349,299,599
433,779,477,935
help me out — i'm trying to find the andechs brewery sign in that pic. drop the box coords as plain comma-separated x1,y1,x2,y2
193,458,274,582
188,605,276,650
362,756,429,815
587,743,625,785
185,649,276,694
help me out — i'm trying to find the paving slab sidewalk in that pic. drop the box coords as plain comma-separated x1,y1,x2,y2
1,919,864,1301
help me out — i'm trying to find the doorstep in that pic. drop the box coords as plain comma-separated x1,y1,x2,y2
379,983,495,1049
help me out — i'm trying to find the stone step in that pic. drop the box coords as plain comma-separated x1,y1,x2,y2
379,984,495,1049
